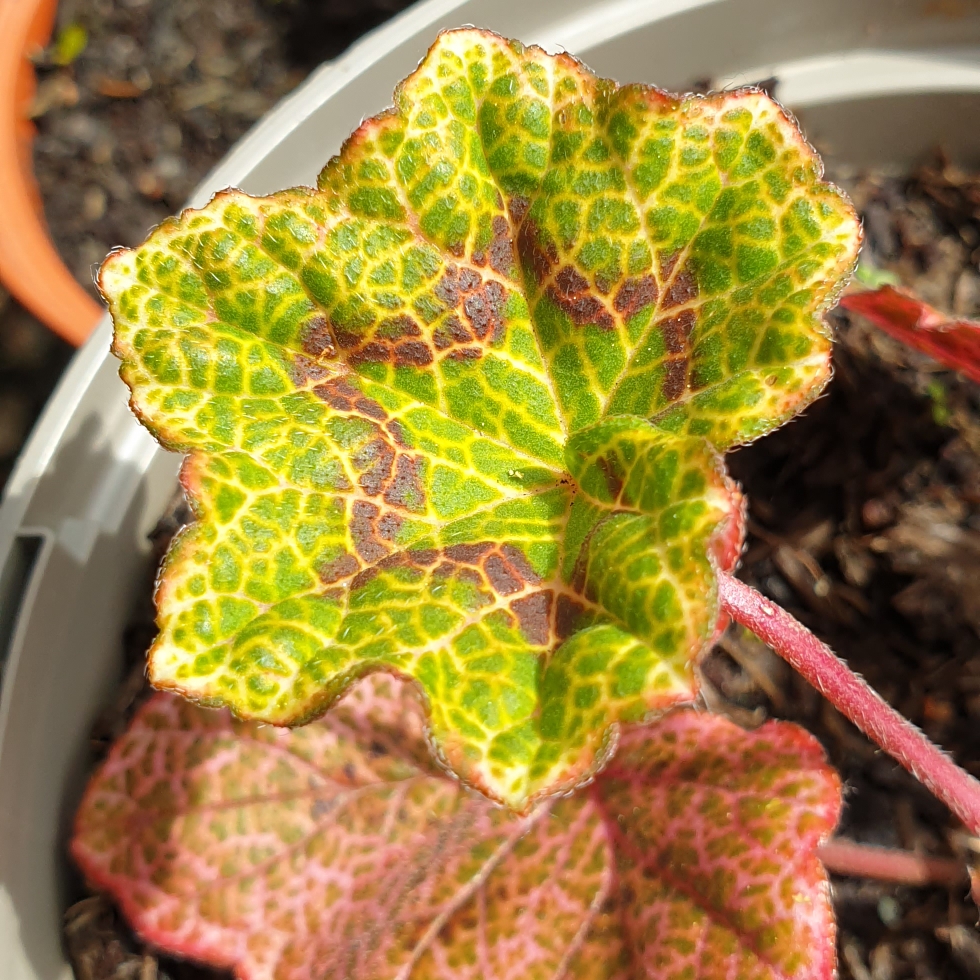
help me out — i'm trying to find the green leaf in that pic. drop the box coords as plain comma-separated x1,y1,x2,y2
72,680,843,980
101,28,859,808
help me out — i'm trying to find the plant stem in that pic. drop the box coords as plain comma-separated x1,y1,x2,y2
817,839,966,887
717,572,980,835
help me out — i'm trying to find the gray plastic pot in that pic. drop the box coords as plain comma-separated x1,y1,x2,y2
3,1,980,977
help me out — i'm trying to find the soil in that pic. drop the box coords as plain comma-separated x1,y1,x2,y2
5,4,979,976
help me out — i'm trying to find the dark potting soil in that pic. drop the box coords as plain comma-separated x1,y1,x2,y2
13,3,978,974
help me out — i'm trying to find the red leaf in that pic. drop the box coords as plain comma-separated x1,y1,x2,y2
72,679,841,980
842,285,980,383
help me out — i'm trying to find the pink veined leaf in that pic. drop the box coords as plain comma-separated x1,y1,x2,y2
842,284,980,383
71,677,841,980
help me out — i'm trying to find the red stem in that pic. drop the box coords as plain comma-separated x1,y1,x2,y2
817,839,966,888
717,572,980,835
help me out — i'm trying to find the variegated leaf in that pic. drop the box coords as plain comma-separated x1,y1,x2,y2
72,677,842,980
102,28,858,807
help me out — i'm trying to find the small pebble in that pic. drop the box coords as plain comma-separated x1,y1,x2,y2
152,153,185,181
877,896,902,928
27,73,79,117
870,943,895,980
862,498,895,529
90,136,114,165
82,186,107,221
95,76,143,98
135,170,164,199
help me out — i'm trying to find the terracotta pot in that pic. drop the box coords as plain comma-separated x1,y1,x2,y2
0,0,103,346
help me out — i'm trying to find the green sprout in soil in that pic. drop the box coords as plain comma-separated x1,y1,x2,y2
72,28,980,980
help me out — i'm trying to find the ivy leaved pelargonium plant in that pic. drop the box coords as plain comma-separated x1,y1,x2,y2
100,28,858,810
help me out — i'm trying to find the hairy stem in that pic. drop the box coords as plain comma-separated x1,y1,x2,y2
717,572,980,835
817,839,966,888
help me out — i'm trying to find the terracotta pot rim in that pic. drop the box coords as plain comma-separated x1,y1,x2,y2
0,0,104,347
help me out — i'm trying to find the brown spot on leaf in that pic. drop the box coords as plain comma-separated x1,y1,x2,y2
547,271,615,331
457,567,485,589
597,456,624,501
555,594,586,639
318,552,359,585
434,263,482,305
291,356,333,387
378,314,422,340
350,567,379,591
433,315,473,351
429,542,553,618
614,275,658,317
459,269,481,292
447,347,482,361
511,591,553,645
594,271,616,297
500,545,541,585
434,266,460,307
517,220,556,286
313,377,361,411
434,561,484,589
300,315,336,358
386,419,409,447
659,251,680,281
351,500,389,563
354,397,386,421
383,456,425,512
662,359,687,402
377,512,403,540
394,341,434,367
334,329,363,350
556,266,589,298
484,554,521,595
508,197,530,224
489,215,514,278
350,342,390,367
353,438,395,496
570,523,602,596
663,269,697,309
660,310,695,355
463,281,505,344
432,267,489,353
445,543,492,563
